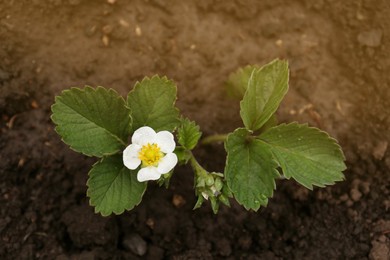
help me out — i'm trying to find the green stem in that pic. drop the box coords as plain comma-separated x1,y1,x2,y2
189,152,205,175
201,134,229,145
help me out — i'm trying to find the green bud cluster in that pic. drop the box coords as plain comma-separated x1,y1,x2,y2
194,171,232,214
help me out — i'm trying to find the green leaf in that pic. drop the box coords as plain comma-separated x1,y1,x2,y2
51,87,131,157
224,128,279,211
127,76,180,132
177,118,202,150
258,122,346,189
87,155,147,216
174,147,191,164
226,65,259,98
240,59,289,131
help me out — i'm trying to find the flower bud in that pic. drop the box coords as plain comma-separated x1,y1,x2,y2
196,178,205,188
214,178,223,191
205,175,214,186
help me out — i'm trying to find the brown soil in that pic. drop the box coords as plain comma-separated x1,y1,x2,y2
1,0,389,259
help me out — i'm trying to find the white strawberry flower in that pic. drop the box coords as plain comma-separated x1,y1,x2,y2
123,126,178,182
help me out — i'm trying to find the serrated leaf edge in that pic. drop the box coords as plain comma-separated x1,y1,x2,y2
257,122,346,189
177,117,202,150
86,157,147,216
51,86,131,157
126,75,180,132
224,128,278,211
240,59,289,131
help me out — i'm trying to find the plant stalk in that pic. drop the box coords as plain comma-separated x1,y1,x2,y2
189,152,205,175
201,134,229,145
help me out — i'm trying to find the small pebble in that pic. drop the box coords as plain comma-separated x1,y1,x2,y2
122,233,147,256
146,218,155,229
135,25,142,36
102,35,110,46
172,194,186,208
350,188,362,202
31,100,39,109
275,39,283,46
119,19,130,27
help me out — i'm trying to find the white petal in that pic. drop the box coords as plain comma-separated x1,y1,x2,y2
123,144,141,170
155,131,176,153
157,153,178,174
131,126,156,146
137,166,161,182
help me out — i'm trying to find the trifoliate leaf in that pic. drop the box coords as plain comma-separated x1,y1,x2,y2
258,122,346,189
51,87,131,157
87,155,147,216
127,76,180,132
224,128,279,211
240,59,289,131
177,118,202,150
226,65,260,98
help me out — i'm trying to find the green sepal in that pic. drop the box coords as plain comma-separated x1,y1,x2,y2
193,195,204,210
219,194,231,207
210,196,219,214
157,171,173,189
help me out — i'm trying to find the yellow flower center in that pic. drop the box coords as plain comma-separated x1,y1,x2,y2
138,143,163,167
